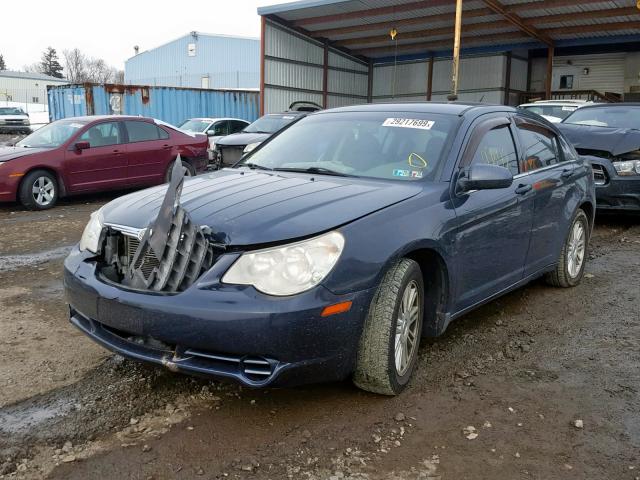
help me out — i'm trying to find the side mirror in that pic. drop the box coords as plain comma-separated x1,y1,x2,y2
458,164,513,192
74,141,90,151
206,130,216,136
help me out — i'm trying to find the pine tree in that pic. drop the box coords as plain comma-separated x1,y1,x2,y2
0,54,6,71
39,47,64,78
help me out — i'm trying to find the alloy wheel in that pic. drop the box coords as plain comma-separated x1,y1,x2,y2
31,176,55,207
395,280,420,376
567,220,586,278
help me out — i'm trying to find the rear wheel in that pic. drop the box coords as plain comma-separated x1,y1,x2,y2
353,258,424,395
165,159,195,183
545,209,589,288
18,170,58,210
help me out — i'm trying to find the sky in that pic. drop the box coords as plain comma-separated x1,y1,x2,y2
0,0,293,71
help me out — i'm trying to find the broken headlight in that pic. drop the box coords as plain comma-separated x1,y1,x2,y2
243,142,261,154
222,231,344,296
613,160,640,176
79,209,104,253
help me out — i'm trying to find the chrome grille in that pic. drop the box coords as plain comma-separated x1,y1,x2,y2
592,164,607,186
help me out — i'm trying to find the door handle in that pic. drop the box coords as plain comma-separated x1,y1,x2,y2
561,168,576,179
515,184,532,195
162,144,171,150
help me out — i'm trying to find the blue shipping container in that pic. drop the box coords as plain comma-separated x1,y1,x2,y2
47,84,259,126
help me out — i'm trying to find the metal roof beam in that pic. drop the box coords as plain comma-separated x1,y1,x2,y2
338,20,513,47
506,0,612,13
525,6,640,26
308,8,493,37
355,30,530,56
482,0,553,46
292,0,454,26
354,19,640,56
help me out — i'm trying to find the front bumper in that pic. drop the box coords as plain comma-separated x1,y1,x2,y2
64,247,374,387
0,124,30,133
590,158,640,212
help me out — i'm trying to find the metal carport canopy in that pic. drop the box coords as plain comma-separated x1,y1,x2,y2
257,0,640,61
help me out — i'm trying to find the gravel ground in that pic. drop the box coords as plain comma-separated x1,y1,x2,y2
0,191,638,480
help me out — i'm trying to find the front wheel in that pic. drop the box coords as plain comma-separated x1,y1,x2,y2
545,209,589,288
18,170,59,210
353,258,424,395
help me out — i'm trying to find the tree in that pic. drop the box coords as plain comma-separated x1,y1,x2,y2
39,47,64,78
62,48,86,82
63,48,122,83
0,54,6,71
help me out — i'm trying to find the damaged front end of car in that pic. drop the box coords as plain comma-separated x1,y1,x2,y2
91,157,225,292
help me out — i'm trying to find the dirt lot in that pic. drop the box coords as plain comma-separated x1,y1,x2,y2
0,187,639,480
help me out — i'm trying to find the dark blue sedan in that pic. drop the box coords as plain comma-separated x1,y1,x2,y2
64,103,595,395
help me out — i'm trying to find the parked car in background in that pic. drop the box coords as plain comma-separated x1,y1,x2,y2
557,103,640,212
518,99,592,123
178,117,250,150
0,115,209,210
65,103,594,396
213,101,322,167
0,107,31,134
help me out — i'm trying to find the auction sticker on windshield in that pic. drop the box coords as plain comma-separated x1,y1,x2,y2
383,118,434,130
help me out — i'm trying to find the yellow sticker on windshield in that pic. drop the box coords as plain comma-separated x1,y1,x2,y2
408,152,428,168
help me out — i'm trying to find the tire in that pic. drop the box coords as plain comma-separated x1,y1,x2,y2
545,209,589,288
18,169,59,210
353,258,424,395
165,159,196,183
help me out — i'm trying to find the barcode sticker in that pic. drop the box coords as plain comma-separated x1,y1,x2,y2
382,118,435,130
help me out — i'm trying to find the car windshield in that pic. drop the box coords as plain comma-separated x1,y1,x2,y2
563,106,640,129
16,119,87,148
243,114,300,134
178,119,210,132
0,107,26,115
239,111,457,181
521,104,577,121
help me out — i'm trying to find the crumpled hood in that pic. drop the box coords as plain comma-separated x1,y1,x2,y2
0,146,53,162
101,169,422,246
557,123,640,156
215,132,270,147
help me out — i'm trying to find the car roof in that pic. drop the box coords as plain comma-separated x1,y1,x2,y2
186,117,249,122
55,115,156,122
316,102,517,117
572,102,640,110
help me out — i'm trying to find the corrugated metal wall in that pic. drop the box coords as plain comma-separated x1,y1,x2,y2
124,33,260,89
263,20,368,113
0,74,67,105
530,53,626,94
48,84,259,125
371,53,515,104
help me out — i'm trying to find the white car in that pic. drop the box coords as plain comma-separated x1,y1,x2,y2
518,100,593,124
0,107,31,134
178,117,250,150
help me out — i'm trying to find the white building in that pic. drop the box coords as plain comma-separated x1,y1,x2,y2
0,71,68,105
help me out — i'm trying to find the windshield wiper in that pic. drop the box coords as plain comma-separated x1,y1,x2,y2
273,167,352,177
245,130,271,134
241,163,273,171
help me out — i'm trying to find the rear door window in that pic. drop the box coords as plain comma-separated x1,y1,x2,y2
125,121,169,143
516,124,561,172
470,125,519,176
79,122,123,147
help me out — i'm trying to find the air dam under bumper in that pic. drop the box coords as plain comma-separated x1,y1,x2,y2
64,246,374,387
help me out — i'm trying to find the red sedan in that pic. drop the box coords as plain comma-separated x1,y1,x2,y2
0,115,209,209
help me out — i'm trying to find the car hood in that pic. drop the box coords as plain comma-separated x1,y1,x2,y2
0,146,54,162
557,123,640,156
101,169,423,246
215,132,270,147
